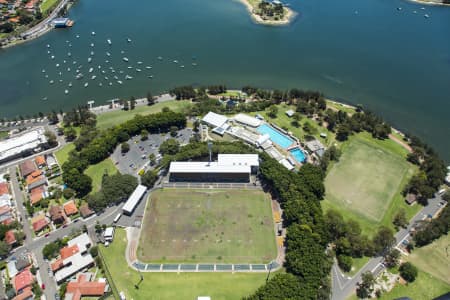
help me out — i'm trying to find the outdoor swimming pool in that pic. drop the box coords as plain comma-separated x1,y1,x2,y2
290,148,307,163
257,124,293,149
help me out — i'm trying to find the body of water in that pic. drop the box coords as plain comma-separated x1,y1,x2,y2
0,0,449,161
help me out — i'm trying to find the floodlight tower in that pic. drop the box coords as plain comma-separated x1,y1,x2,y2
208,141,213,165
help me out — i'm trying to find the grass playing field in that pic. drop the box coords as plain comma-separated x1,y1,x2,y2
96,100,191,130
407,234,450,284
325,135,412,222
100,229,272,300
138,189,277,263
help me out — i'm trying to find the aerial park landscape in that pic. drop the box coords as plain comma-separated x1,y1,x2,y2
0,0,449,300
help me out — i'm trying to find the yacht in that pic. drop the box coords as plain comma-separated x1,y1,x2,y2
42,69,46,73
117,80,123,84
91,31,96,36
68,82,73,87
137,61,143,65
145,66,152,69
91,75,97,80
136,68,142,72
127,66,133,69
65,90,69,95
424,14,430,18
125,75,133,80
89,67,94,73
88,57,92,63
76,73,83,79
49,80,54,84
51,55,55,59
84,82,89,87
123,57,129,62
107,39,112,45
127,38,132,43
106,52,111,57
91,51,95,56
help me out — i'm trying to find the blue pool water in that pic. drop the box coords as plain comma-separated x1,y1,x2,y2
257,124,293,149
290,148,307,163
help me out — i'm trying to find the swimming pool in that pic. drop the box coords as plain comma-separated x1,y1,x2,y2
290,148,307,163
257,124,293,149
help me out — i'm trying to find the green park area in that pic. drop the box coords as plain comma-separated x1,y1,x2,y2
100,229,271,300
55,143,75,165
40,0,59,14
96,100,191,130
138,189,277,263
84,158,117,193
323,133,418,235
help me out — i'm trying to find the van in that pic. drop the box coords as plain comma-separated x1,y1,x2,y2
113,213,122,223
438,189,446,196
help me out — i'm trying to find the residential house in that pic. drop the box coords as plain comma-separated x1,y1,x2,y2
25,170,42,185
13,269,34,294
0,194,12,207
12,287,33,300
15,255,31,272
5,229,16,246
65,272,107,300
34,155,46,168
0,205,13,224
46,155,58,168
49,205,65,224
63,200,78,217
27,175,47,192
53,233,94,283
79,204,94,219
19,160,36,178
30,186,45,206
31,214,49,233
0,182,9,196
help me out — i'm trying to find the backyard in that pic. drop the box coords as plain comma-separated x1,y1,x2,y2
96,100,191,129
323,133,417,235
100,229,271,300
138,189,277,263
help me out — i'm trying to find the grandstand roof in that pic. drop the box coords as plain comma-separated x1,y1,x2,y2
202,112,228,128
169,161,250,174
233,114,261,127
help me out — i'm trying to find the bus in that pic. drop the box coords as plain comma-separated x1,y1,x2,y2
113,213,122,223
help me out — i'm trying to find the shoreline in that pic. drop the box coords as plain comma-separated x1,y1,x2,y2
407,0,450,6
235,0,296,26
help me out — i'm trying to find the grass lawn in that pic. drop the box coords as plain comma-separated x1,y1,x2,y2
96,100,191,130
323,133,417,236
138,189,277,263
255,103,335,147
54,143,75,166
101,229,271,300
326,100,357,115
84,158,117,193
40,0,59,13
345,256,371,277
216,90,243,97
0,131,9,140
407,234,450,285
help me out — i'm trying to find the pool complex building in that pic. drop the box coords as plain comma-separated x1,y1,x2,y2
257,124,294,149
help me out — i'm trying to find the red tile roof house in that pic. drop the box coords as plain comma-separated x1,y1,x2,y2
19,160,37,178
0,182,10,196
30,186,45,206
49,205,65,225
4,229,16,246
12,286,33,300
79,204,94,219
65,273,107,300
13,269,34,295
34,155,46,168
63,200,78,216
31,214,49,233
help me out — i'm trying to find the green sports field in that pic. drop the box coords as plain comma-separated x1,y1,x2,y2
324,133,416,234
138,189,277,263
100,229,271,300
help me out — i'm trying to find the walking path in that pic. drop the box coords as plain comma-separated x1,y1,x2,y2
389,133,413,153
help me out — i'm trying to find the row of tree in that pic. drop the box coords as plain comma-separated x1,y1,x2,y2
413,204,449,247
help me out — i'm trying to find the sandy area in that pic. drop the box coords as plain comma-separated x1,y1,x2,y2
235,0,296,26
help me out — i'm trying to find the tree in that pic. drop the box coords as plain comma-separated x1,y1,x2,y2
121,142,130,154
45,130,58,147
63,126,77,141
159,139,180,155
356,271,375,299
147,91,155,105
0,240,10,258
0,22,14,33
170,126,178,137
89,246,99,257
62,188,75,199
149,153,157,166
267,105,278,118
372,226,395,253
337,255,352,272
399,262,418,282
130,96,136,110
123,100,129,111
393,208,408,229
384,248,400,268
141,129,149,141
141,170,158,188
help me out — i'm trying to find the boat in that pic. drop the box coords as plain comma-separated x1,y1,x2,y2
76,73,83,79
47,44,50,48
173,60,178,63
68,82,72,87
123,57,129,62
192,63,197,66
117,80,123,84
89,67,94,73
59,72,62,76
114,75,119,79
125,75,133,80
109,82,113,86
59,79,63,83
49,80,54,84
105,60,109,63
75,69,80,73
119,70,124,74
67,68,71,72
137,61,143,65
47,50,50,54
112,70,116,73
136,68,142,72
104,76,109,80
69,43,72,47
68,52,71,57
45,75,49,78
102,70,106,74
91,51,94,56
98,65,101,69
145,66,152,69
90,43,94,47
88,57,92,63
180,65,185,68
424,14,430,18
121,50,125,54
51,55,55,59
127,38,132,43
397,7,402,11
91,75,97,80
73,61,77,64
106,52,111,56
42,97,48,101
91,31,96,35
107,39,112,45
78,65,83,69
148,75,153,78
63,60,66,64
65,90,69,95
56,64,60,67
84,82,89,87
157,56,163,60
42,69,46,73
99,83,103,86
127,66,133,69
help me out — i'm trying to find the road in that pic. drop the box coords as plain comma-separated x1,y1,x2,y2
331,193,446,300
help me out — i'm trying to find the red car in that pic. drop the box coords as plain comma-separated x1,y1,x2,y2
44,233,50,238
41,283,45,290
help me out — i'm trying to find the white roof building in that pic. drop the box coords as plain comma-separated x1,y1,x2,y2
279,158,295,171
122,185,147,215
202,112,228,128
233,114,261,128
68,233,92,248
104,227,115,242
169,162,251,174
285,109,295,117
0,128,47,162
217,154,259,168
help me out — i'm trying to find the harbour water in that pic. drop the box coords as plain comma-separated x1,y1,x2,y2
0,0,449,160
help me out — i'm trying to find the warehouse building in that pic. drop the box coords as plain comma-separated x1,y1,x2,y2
0,128,47,163
169,154,259,183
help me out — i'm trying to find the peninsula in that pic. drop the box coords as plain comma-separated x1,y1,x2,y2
237,0,296,25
